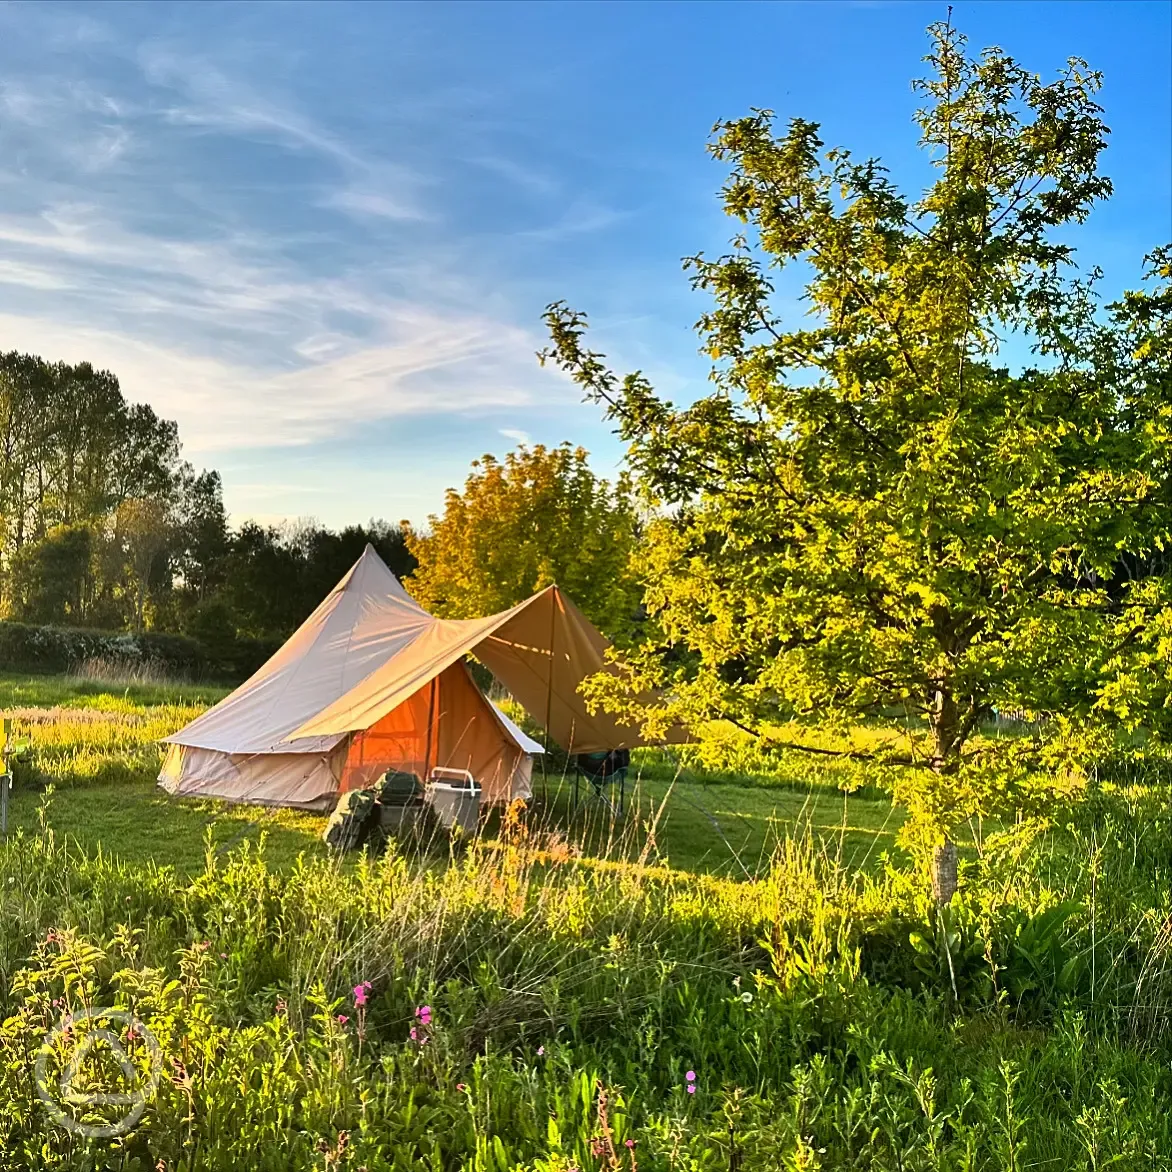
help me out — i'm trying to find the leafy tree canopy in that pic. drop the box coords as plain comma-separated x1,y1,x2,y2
407,443,642,640
541,20,1172,888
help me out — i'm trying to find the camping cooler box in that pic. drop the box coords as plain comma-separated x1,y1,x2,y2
426,768,481,834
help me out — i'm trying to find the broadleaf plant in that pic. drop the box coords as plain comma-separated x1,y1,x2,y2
540,19,1172,900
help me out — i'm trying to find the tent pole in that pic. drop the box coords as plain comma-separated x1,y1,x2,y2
542,588,558,807
423,676,437,783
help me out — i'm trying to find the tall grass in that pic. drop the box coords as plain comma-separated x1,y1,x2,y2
68,655,188,689
5,788,1172,1169
6,680,1172,1167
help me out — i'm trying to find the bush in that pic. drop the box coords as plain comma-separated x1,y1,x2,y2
0,619,279,682
0,620,208,676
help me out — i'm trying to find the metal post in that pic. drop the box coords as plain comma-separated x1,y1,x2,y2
0,717,10,836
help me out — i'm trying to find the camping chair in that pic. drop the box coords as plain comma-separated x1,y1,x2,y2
573,749,630,817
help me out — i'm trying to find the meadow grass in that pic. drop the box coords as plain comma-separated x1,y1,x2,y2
0,670,914,877
5,673,1172,1167
5,782,1172,1169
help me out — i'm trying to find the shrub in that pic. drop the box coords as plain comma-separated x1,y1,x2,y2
0,620,208,677
0,619,280,683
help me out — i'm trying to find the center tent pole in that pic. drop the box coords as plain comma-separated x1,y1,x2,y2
542,588,558,806
423,676,437,783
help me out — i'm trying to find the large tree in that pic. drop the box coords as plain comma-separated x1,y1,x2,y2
542,21,1172,899
115,497,172,633
407,443,642,639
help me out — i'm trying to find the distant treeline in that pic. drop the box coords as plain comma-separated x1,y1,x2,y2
0,349,416,672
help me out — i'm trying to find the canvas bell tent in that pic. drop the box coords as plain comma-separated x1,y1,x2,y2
160,545,664,810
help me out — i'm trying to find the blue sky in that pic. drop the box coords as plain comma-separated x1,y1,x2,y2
0,1,1168,529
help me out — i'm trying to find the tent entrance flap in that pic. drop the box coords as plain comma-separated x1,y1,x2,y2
338,661,529,804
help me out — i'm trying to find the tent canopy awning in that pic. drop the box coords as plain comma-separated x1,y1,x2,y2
167,545,679,758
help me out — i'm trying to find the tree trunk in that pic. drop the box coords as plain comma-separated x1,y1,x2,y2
931,839,958,905
930,678,961,905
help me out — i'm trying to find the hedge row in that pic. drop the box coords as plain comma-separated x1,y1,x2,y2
0,620,281,682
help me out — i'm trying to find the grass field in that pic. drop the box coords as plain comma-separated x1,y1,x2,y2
0,669,910,877
9,669,1169,1168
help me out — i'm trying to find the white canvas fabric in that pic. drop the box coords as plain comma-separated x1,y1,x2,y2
161,544,671,811
164,547,431,756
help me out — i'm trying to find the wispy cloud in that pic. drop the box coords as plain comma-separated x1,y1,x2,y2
515,198,629,242
321,187,426,223
0,5,628,524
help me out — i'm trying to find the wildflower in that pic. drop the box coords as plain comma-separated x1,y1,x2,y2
416,1004,432,1026
625,1139,637,1149
687,1084,696,1095
220,952,228,960
685,1070,695,1081
741,991,753,1004
456,1083,466,1092
353,982,371,1007
537,1045,545,1056
337,1014,349,1025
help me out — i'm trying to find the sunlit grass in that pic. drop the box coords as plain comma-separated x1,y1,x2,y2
0,671,920,879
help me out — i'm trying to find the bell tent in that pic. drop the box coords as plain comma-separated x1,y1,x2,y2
159,545,659,810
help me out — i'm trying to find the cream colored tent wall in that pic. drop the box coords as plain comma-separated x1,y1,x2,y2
161,661,534,810
159,741,345,810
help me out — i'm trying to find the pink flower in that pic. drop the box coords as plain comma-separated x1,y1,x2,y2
336,1014,349,1025
685,1070,696,1081
220,952,228,960
456,1083,466,1092
537,1045,545,1056
625,1139,636,1149
409,1027,418,1041
686,1084,696,1094
353,983,370,1007
416,1005,432,1026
